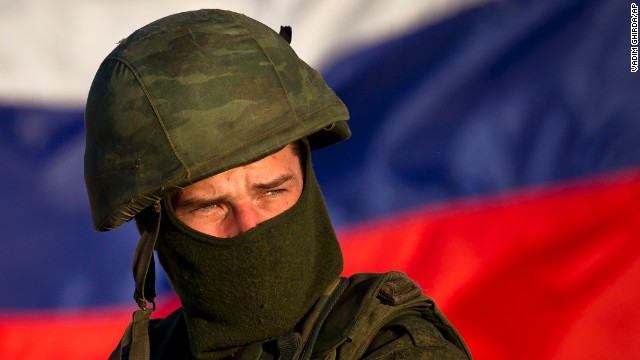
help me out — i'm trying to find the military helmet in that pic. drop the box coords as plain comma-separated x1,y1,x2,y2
85,9,350,231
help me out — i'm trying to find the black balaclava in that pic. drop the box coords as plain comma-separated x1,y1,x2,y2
155,141,343,358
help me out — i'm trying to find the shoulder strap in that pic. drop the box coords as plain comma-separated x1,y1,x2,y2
298,278,349,359
312,271,472,359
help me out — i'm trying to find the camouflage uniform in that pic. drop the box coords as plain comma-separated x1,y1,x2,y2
84,9,471,360
120,272,471,359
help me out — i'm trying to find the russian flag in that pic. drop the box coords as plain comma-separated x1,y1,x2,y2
1,0,638,359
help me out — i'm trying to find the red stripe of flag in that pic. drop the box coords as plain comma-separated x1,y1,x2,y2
340,169,640,359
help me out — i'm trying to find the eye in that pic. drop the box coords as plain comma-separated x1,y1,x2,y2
264,189,285,197
195,202,222,213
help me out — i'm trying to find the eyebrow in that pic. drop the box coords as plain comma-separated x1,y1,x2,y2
249,174,296,191
173,174,297,211
173,195,229,212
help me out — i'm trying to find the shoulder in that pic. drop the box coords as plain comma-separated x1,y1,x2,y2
313,272,471,359
362,315,469,359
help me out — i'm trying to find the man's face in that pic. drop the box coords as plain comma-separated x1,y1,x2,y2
172,144,303,238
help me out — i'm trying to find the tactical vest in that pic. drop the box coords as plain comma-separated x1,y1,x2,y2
111,271,472,359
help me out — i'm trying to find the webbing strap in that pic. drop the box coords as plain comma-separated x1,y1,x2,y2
133,202,161,310
109,308,154,360
111,202,161,360
299,278,348,360
277,332,301,359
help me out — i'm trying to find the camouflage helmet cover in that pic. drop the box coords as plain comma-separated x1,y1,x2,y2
84,9,350,231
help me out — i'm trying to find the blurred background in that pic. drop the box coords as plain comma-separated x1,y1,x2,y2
1,0,639,358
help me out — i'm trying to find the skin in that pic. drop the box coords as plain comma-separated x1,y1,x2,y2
172,144,303,238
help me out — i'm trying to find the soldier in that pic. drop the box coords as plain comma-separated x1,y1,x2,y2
84,9,471,360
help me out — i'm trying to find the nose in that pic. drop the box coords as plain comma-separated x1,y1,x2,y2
231,203,262,236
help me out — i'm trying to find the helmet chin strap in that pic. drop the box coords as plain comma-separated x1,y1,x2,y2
132,201,161,311
110,202,161,360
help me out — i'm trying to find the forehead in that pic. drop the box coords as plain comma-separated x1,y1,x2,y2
178,144,301,193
